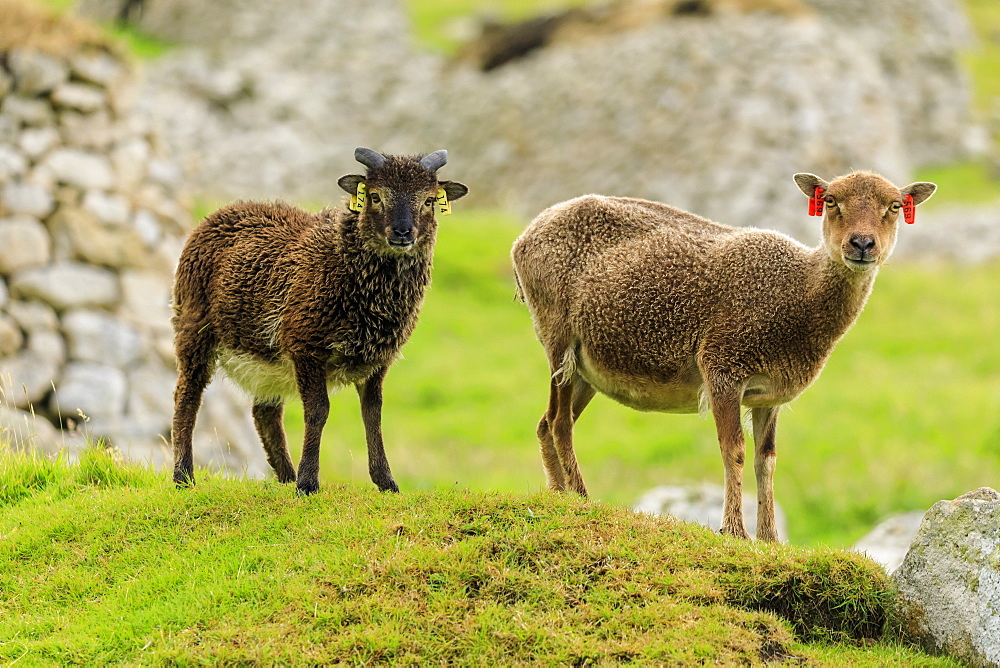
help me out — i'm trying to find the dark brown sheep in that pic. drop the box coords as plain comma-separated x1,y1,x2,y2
171,147,468,495
511,170,935,541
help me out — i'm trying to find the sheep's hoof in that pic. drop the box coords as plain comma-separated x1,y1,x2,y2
720,526,752,540
377,479,400,493
296,479,320,496
173,470,195,488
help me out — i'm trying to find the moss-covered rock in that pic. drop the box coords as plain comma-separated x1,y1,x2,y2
893,487,1000,667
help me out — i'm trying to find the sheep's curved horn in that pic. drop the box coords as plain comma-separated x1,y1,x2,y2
355,147,386,170
420,150,448,172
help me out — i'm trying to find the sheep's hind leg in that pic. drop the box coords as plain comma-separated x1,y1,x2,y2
293,356,331,496
538,379,567,491
356,366,399,493
171,358,211,488
547,377,590,497
708,386,750,540
751,406,780,542
252,401,296,483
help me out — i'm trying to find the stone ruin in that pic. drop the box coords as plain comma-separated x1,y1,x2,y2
80,0,986,250
0,1,267,476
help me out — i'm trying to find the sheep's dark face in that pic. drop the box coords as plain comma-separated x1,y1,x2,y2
339,151,469,255
794,171,936,272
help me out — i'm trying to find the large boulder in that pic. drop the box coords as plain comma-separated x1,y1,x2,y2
634,482,789,541
893,488,1000,667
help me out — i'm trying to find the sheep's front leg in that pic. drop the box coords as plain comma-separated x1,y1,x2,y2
355,366,400,493
709,389,750,539
293,356,330,496
752,406,780,542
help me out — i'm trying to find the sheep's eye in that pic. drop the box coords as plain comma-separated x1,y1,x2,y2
369,192,381,204
889,202,901,212
424,197,435,207
824,196,836,206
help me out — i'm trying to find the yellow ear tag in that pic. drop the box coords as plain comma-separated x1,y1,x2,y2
436,187,451,216
350,182,366,213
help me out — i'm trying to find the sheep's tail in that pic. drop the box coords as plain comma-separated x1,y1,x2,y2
552,345,577,386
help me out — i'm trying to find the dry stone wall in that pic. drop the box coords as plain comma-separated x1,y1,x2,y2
0,11,268,477
97,0,980,247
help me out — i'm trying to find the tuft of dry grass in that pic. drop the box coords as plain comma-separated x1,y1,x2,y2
0,0,122,58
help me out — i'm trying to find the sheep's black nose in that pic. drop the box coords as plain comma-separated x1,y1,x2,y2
391,226,413,241
850,236,875,254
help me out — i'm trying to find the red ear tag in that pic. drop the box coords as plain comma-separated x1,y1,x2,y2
902,193,915,224
808,186,825,217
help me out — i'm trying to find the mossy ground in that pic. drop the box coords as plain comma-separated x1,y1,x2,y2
0,448,959,665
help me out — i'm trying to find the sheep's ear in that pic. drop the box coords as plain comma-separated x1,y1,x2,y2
901,181,937,206
440,180,469,201
793,173,829,197
338,174,365,195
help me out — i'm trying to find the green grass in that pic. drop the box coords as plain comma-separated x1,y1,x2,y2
908,0,1000,206
0,448,956,665
916,160,1000,208
964,0,1000,112
244,208,1000,549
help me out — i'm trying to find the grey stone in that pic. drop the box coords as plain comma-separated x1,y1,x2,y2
40,148,115,191
0,116,17,146
62,309,142,367
70,51,125,87
10,262,119,311
634,483,789,542
18,126,61,159
852,511,926,573
894,488,1000,667
0,314,24,357
82,190,130,225
6,300,59,332
147,157,184,190
0,95,55,127
0,215,52,274
0,181,55,218
132,209,163,247
110,139,150,191
9,49,68,96
27,329,66,368
119,269,173,328
51,82,107,113
50,206,147,268
125,362,176,435
0,278,8,309
0,146,28,181
59,109,113,150
0,350,58,408
0,406,60,452
50,361,127,421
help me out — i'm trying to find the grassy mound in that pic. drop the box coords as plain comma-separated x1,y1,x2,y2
0,448,955,664
262,208,1000,548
